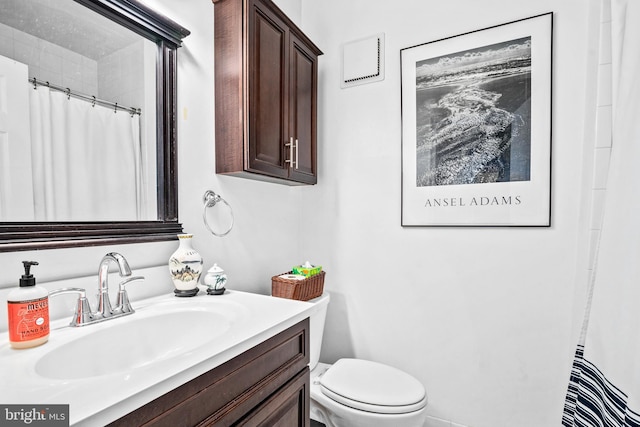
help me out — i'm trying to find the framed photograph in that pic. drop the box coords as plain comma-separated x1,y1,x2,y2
401,13,552,226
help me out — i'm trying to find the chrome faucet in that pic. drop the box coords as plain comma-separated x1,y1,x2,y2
50,252,144,327
96,252,132,318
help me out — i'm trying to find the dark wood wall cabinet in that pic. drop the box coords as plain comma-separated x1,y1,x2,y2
109,319,310,427
213,0,323,185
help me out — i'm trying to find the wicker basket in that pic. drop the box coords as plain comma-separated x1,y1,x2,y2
271,270,325,301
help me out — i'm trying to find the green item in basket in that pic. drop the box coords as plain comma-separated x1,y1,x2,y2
292,262,322,277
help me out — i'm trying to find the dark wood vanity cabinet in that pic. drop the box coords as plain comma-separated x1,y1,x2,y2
213,0,322,185
108,319,310,427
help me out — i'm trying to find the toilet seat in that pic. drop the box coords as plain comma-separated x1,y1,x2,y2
319,358,427,415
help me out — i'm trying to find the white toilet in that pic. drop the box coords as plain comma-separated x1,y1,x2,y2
308,293,428,427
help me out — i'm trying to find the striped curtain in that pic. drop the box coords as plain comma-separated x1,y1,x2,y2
564,346,640,426
562,0,640,426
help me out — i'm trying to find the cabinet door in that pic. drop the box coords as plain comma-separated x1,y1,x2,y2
288,33,318,184
248,0,289,179
235,368,310,427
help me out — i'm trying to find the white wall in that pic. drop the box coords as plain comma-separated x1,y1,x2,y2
298,1,591,426
0,0,596,426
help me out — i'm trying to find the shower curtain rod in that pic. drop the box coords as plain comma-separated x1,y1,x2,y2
29,77,142,116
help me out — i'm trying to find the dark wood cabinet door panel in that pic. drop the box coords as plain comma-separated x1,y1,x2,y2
248,1,288,178
235,368,310,427
289,34,317,184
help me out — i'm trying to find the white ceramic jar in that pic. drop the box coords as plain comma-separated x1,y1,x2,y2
203,263,227,295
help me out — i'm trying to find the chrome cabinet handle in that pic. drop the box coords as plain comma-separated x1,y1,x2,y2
285,137,294,169
294,138,299,170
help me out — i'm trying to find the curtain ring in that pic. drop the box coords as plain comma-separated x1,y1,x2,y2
202,190,234,237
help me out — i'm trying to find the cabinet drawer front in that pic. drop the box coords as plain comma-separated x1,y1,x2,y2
109,318,309,427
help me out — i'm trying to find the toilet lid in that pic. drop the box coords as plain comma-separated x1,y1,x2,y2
319,358,427,414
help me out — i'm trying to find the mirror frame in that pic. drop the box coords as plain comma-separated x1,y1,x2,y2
0,0,190,252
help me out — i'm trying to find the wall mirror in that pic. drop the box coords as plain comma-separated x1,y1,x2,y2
0,0,189,251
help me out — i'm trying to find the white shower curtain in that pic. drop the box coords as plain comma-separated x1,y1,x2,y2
29,86,145,221
563,0,640,426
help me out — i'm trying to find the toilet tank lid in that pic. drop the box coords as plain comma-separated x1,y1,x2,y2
320,358,427,412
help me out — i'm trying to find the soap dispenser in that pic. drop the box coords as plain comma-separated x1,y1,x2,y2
7,261,49,349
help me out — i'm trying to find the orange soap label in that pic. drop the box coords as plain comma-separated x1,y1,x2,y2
8,298,49,342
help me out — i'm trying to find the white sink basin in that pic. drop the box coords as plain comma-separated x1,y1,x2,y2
35,309,232,380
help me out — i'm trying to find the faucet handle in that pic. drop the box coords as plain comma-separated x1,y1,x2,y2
49,287,94,327
114,276,144,314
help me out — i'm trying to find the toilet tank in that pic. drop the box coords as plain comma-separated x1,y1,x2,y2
307,292,330,370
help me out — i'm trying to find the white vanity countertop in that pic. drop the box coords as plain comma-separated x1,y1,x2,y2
0,289,316,426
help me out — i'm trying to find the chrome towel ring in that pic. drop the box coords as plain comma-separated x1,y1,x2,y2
202,190,234,237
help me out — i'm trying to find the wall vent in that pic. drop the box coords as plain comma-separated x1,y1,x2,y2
341,33,385,88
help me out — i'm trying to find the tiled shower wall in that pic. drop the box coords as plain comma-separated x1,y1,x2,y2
97,40,146,110
0,22,144,109
0,22,98,95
